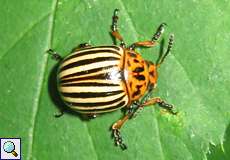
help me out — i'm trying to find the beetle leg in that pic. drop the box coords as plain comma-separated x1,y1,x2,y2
47,49,63,61
111,9,126,47
131,105,144,119
129,23,166,50
54,109,64,118
140,97,177,115
113,129,127,150
157,34,174,67
127,101,142,119
112,112,133,150
131,88,153,118
87,114,97,119
72,43,92,52
79,43,91,48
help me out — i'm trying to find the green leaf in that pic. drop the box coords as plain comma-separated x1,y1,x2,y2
207,125,230,160
0,0,229,160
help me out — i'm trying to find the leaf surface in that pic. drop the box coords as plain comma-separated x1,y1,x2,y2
0,0,229,160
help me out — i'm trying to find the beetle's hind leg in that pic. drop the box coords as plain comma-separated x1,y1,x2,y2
112,112,133,150
111,9,126,47
54,109,65,118
87,113,97,119
129,23,166,50
47,49,63,61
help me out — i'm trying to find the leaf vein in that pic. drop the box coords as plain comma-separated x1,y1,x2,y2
26,0,59,159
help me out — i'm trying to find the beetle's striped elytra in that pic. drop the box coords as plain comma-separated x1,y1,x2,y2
58,46,129,114
48,9,177,150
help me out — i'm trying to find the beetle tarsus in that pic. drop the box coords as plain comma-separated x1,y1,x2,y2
47,49,63,61
113,129,127,150
152,23,167,42
71,43,92,52
79,43,91,48
54,109,64,118
111,9,126,47
158,100,177,115
112,9,119,32
157,34,174,66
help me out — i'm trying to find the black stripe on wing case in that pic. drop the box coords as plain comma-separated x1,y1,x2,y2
74,101,126,113
94,46,121,50
61,90,123,98
71,46,121,54
60,65,117,80
60,56,120,72
60,72,122,84
63,49,121,63
67,95,125,107
61,82,120,87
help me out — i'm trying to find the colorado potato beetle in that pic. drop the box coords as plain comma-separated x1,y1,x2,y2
48,9,177,150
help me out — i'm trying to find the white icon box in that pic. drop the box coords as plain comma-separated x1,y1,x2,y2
0,138,21,160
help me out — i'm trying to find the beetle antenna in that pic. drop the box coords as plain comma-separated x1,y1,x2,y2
157,34,174,67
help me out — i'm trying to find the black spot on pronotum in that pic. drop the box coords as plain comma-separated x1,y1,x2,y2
136,84,143,89
133,67,144,73
134,59,139,63
128,52,137,58
132,84,143,98
134,75,145,81
150,71,155,77
132,90,141,98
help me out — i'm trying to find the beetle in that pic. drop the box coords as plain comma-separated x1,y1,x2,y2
48,9,177,150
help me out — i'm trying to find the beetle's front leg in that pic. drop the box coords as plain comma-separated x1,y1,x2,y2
72,43,92,52
112,112,133,150
129,23,166,50
111,9,126,47
47,49,63,61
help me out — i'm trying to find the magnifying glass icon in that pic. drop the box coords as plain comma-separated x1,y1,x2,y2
3,141,18,157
